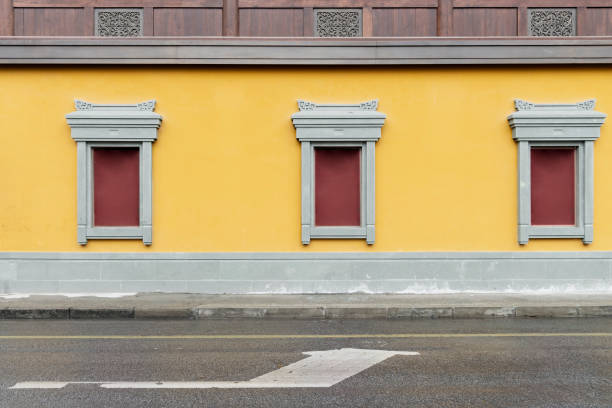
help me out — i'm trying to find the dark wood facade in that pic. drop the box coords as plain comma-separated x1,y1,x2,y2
2,0,612,37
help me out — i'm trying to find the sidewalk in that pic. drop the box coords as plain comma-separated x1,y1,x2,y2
1,293,611,320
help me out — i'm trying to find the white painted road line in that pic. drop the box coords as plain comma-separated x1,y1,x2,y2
10,382,72,389
10,348,420,390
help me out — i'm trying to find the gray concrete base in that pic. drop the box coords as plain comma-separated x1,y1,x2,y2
1,293,610,320
1,252,612,295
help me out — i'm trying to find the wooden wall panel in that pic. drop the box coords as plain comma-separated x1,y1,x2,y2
7,1,612,37
452,8,517,36
154,8,222,36
223,0,238,35
580,8,612,36
239,8,304,36
0,0,13,35
21,8,86,36
372,8,436,36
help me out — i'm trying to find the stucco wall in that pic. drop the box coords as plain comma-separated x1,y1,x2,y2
1,66,611,252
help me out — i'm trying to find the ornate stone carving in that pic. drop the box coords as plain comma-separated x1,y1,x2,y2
577,99,596,111
514,99,535,111
95,9,143,37
297,100,317,111
514,99,597,112
297,100,380,112
360,100,378,110
528,9,575,37
314,9,362,38
73,100,158,112
75,100,93,111
137,100,156,111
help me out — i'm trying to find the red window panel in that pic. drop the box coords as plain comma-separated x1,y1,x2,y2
93,148,140,227
531,148,576,226
315,147,361,226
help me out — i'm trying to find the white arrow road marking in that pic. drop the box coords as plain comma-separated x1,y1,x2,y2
11,382,72,389
10,348,419,389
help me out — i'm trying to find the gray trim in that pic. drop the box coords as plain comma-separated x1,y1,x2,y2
300,141,311,245
292,101,385,244
584,141,595,244
1,251,611,295
86,227,144,238
85,142,147,242
2,251,612,261
5,38,612,65
517,141,530,244
141,141,153,245
309,142,367,240
310,226,366,238
66,101,162,245
76,141,87,245
366,140,375,244
508,99,606,244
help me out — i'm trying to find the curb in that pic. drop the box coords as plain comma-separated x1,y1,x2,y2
1,305,611,320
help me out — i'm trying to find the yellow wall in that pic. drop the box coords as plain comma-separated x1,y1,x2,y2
1,66,611,252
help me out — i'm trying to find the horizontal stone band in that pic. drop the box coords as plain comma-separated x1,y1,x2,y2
1,251,611,294
2,38,612,65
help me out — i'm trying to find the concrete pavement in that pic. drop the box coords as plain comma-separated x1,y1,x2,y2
1,293,611,319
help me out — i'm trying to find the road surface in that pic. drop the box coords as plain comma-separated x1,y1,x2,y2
1,318,610,407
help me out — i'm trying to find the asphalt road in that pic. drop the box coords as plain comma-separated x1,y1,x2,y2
0,318,610,408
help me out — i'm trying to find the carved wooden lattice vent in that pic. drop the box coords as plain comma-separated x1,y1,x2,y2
314,9,362,37
528,9,576,37
95,9,144,37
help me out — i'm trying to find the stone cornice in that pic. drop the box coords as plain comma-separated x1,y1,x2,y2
66,99,162,142
2,37,612,65
292,99,386,142
507,99,606,142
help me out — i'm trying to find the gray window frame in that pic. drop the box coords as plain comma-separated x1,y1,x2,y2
66,100,162,245
308,141,370,241
507,99,605,245
292,100,386,245
84,142,149,243
521,142,585,240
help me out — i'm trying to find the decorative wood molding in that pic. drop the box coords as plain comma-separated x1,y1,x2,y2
14,0,222,6
238,0,437,6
